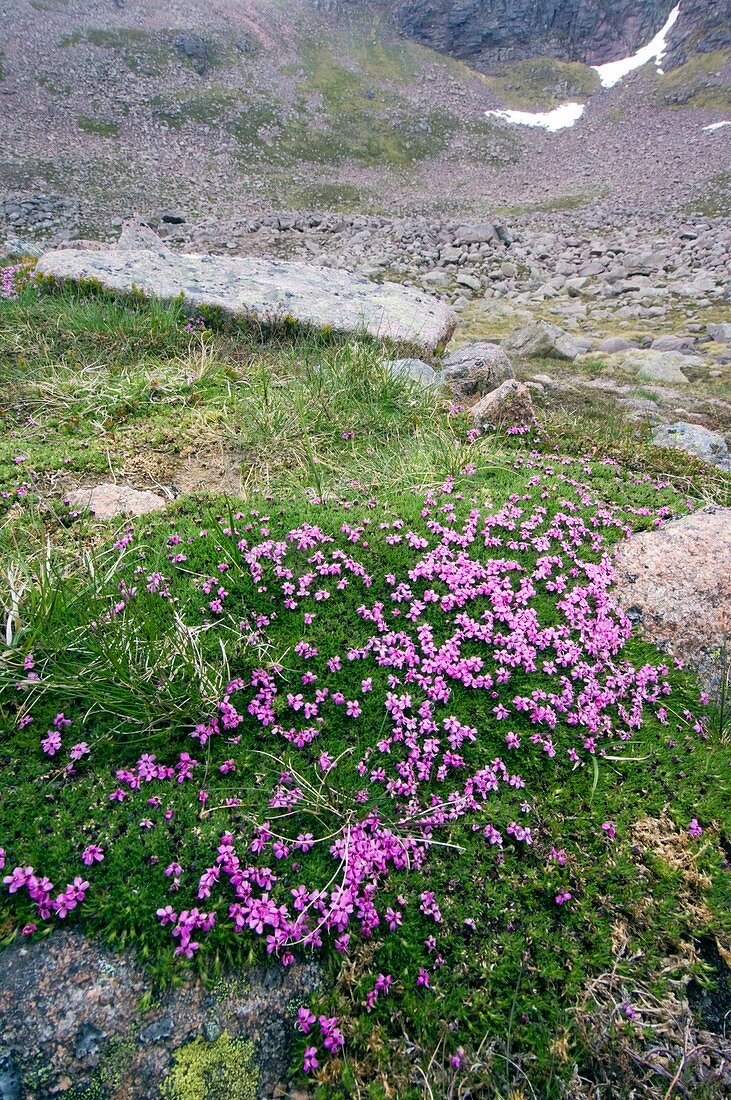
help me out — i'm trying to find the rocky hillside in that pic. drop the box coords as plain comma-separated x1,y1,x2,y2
0,0,728,241
315,0,729,68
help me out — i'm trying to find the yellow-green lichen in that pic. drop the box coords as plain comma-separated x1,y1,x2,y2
160,1032,259,1100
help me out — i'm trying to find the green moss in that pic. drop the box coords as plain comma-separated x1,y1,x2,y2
76,116,119,138
659,49,731,110
487,57,601,109
685,171,731,217
160,1033,258,1100
60,29,173,76
152,56,463,170
280,180,371,212
37,74,72,96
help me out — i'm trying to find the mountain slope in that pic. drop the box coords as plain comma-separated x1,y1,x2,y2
0,0,728,233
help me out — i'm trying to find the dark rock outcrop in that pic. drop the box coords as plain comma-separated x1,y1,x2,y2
315,0,726,68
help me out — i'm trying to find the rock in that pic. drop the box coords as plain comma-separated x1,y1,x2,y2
650,334,695,353
455,223,497,245
385,358,439,386
57,239,108,252
0,1049,21,1100
421,270,449,288
37,248,456,353
708,322,731,344
440,341,514,399
623,251,663,275
565,276,589,296
630,350,695,384
598,336,634,353
65,484,168,519
470,379,534,429
651,422,731,471
173,33,209,74
504,320,583,361
117,216,170,253
0,929,320,1100
456,273,481,292
500,261,517,279
613,507,731,695
140,1017,174,1044
160,210,186,225
74,1022,104,1065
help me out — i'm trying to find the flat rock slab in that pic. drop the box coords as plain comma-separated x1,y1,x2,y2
0,929,319,1099
37,249,457,353
613,506,731,695
384,357,439,386
66,483,167,518
651,422,731,472
503,320,583,361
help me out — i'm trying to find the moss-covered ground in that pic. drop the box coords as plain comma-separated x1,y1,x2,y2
0,270,730,1097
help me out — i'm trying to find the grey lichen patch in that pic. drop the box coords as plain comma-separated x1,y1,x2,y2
160,1033,259,1100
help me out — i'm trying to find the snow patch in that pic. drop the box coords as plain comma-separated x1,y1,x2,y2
593,4,681,88
485,102,586,132
703,120,731,131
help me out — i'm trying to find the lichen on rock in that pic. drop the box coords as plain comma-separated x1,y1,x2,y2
160,1032,259,1100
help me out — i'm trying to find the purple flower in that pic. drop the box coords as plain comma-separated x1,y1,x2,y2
303,1046,319,1073
297,1007,316,1034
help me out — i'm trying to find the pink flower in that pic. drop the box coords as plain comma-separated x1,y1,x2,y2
81,845,104,866
297,1007,316,1033
303,1046,319,1073
688,818,703,839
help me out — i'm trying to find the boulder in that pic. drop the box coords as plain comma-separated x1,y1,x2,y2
454,223,497,245
613,506,731,695
598,336,634,353
504,320,583,361
160,210,186,225
470,379,534,429
385,358,439,386
65,484,168,519
440,341,514,399
117,216,171,253
651,422,731,471
628,350,697,385
650,334,695,353
37,247,457,353
456,273,481,292
708,322,731,344
173,33,209,74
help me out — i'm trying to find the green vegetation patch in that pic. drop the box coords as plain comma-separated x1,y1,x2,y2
0,272,729,1099
161,1034,258,1100
487,57,601,109
685,171,731,218
659,49,731,111
151,38,498,172
60,29,172,76
76,116,119,138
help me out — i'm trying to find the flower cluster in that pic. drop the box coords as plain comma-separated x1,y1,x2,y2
1,462,706,1074
1,263,22,300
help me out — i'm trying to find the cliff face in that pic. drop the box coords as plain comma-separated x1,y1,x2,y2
390,0,675,65
315,0,728,68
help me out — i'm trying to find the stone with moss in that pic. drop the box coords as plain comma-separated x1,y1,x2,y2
161,1033,259,1100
